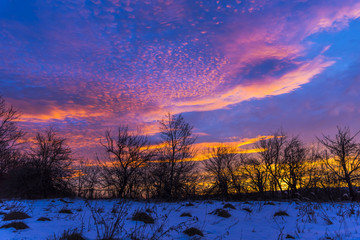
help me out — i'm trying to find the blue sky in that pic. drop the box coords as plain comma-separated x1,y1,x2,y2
1,0,360,157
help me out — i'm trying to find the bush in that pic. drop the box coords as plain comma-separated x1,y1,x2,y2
223,203,236,209
3,211,30,221
211,208,231,218
1,221,29,230
274,210,289,217
183,227,204,237
132,211,154,224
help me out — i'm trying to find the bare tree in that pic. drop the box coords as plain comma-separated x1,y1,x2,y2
27,127,73,198
203,145,238,197
281,136,307,193
74,160,101,199
98,126,153,198
318,127,360,201
241,156,268,196
0,96,24,177
256,131,286,194
150,113,197,199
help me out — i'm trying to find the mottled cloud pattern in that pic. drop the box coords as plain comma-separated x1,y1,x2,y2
1,0,360,157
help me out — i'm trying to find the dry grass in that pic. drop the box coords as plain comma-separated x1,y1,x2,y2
37,217,51,221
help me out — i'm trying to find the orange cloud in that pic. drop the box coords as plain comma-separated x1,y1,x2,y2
20,107,105,122
146,135,273,162
168,55,334,114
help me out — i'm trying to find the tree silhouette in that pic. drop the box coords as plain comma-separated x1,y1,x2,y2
151,113,197,199
318,127,360,201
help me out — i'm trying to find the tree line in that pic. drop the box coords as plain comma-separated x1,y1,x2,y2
1,96,360,201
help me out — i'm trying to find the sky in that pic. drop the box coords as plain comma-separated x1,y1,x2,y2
1,0,360,159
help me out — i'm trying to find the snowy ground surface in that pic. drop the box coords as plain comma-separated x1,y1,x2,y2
1,199,360,239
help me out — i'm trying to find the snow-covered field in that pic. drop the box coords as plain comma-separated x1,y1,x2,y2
1,199,360,239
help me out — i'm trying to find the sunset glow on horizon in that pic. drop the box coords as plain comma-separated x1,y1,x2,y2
1,0,360,159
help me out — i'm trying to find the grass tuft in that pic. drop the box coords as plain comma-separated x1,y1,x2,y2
180,212,192,217
37,217,51,221
285,234,295,239
59,229,85,240
3,211,30,221
242,207,252,213
132,211,154,224
49,228,85,240
185,202,194,207
59,199,73,204
274,210,289,217
1,221,29,230
59,209,73,214
183,227,204,237
211,208,231,218
223,203,236,209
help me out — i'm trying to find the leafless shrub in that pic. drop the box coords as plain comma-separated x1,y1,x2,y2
298,203,317,223
86,200,127,240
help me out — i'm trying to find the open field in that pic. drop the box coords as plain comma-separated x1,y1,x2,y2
1,199,360,239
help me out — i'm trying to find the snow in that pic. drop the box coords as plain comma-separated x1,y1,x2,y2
1,199,360,239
